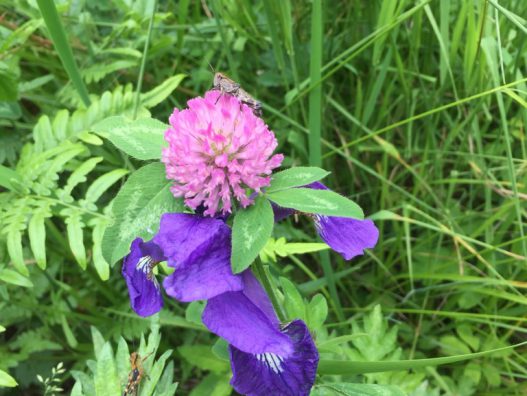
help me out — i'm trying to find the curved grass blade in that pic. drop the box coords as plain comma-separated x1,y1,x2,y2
318,340,527,375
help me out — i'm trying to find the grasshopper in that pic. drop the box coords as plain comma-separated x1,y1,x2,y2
212,72,263,117
122,351,153,396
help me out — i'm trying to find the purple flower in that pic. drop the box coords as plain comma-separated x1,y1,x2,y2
274,182,379,260
122,238,165,317
122,214,319,394
154,213,243,302
229,320,318,396
122,213,243,316
203,271,319,396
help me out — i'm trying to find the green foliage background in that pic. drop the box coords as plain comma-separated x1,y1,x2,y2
0,0,526,395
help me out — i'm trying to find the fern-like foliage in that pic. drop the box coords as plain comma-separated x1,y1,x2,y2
0,74,189,281
71,319,177,396
343,305,436,394
0,84,143,279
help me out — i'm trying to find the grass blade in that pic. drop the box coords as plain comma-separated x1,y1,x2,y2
36,0,90,107
319,341,527,375
133,0,158,119
308,0,322,166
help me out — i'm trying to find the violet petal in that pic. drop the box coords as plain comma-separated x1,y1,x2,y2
274,181,379,260
202,290,293,356
122,238,164,317
155,213,243,301
229,320,319,396
240,270,280,328
315,215,379,260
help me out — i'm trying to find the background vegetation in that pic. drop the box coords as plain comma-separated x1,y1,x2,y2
1,0,526,394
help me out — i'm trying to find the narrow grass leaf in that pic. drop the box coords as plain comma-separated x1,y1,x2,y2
36,0,90,106
308,0,323,166
318,341,527,375
133,0,157,118
312,383,405,396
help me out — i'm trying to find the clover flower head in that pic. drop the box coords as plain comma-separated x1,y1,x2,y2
163,91,283,216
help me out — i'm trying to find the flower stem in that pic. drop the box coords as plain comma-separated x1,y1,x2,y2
253,260,287,323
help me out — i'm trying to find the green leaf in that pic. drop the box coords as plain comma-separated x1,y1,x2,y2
0,268,33,288
155,360,178,396
140,349,173,396
85,169,129,203
318,340,527,375
0,370,17,388
189,372,232,396
231,195,274,274
317,334,369,352
0,164,22,192
94,343,120,396
28,208,50,270
211,338,230,362
91,219,110,281
71,370,95,396
280,277,305,321
0,63,18,101
61,314,78,348
185,301,205,326
178,345,229,374
312,383,406,396
141,74,186,108
260,237,329,263
63,157,103,196
78,131,104,145
274,238,328,256
0,102,21,120
64,210,86,269
267,166,330,192
18,74,54,93
439,335,472,355
350,305,398,362
457,323,480,351
102,162,184,265
306,293,328,330
267,188,364,218
115,337,130,385
92,116,167,160
90,326,106,360
6,229,28,276
70,381,83,396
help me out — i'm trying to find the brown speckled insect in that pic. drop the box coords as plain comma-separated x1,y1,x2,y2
122,352,153,396
212,72,263,117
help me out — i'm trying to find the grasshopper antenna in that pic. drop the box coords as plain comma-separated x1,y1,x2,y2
142,350,154,363
207,61,216,74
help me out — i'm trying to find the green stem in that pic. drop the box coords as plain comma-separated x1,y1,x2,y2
133,0,158,119
253,260,286,323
